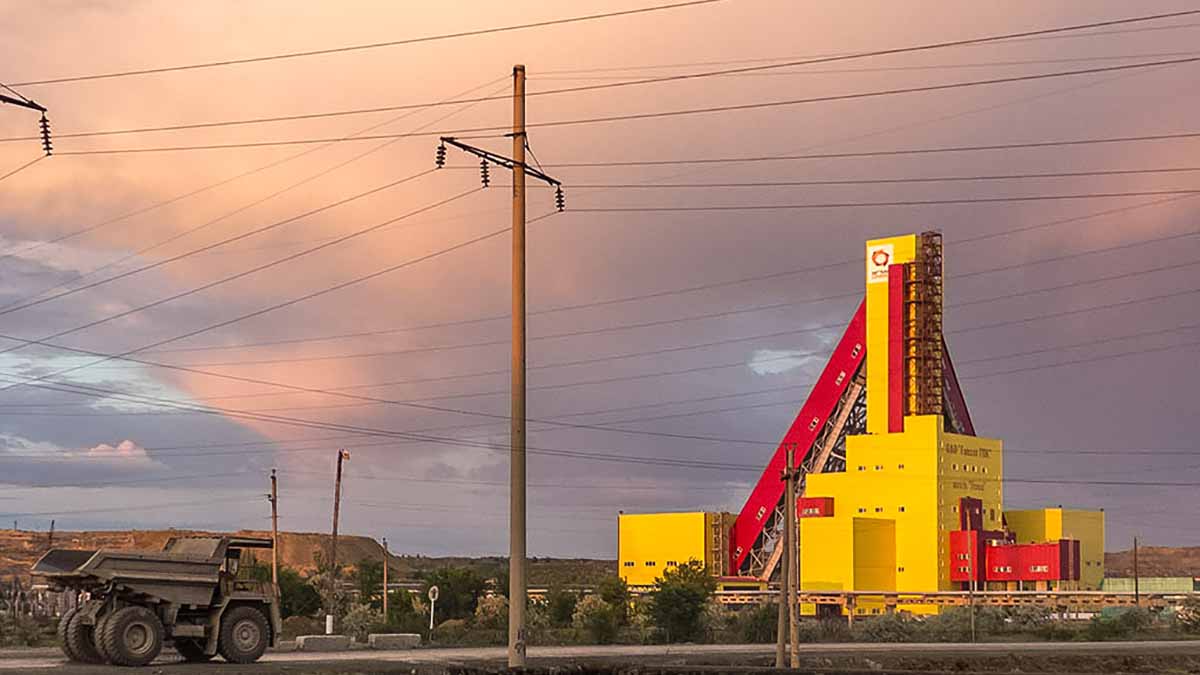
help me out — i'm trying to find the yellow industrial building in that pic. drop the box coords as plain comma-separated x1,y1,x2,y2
617,233,1106,611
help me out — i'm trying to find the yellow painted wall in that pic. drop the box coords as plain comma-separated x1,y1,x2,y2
864,233,916,434
618,512,707,587
800,414,1003,613
853,518,896,591
1005,508,1105,589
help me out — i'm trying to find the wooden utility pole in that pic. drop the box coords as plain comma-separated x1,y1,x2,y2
382,537,389,619
269,469,279,588
47,520,54,547
1133,536,1140,606
329,449,349,632
786,446,799,668
508,63,528,670
776,446,793,668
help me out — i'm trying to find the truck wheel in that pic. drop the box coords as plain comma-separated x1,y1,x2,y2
57,606,80,661
173,638,214,662
101,606,164,667
66,606,105,664
93,612,112,664
217,605,269,664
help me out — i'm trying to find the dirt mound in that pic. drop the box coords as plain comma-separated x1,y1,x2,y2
1106,546,1200,577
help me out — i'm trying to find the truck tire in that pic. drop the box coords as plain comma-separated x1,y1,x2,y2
57,606,79,661
217,605,269,664
173,638,213,662
93,612,112,664
65,606,105,664
101,606,164,667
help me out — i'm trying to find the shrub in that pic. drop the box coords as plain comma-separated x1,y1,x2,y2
342,603,383,642
433,618,468,643
423,567,487,621
1085,607,1153,641
280,615,324,640
595,576,631,625
277,567,322,618
572,595,620,644
545,586,578,628
647,560,716,642
1005,605,1053,633
852,613,915,643
734,603,777,643
1176,596,1200,634
473,595,508,631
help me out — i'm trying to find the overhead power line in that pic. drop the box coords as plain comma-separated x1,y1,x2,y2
0,188,488,397
1,77,512,313
9,9,1200,142
571,189,1200,212
9,0,722,87
89,253,1200,371
0,155,44,183
51,57,1200,155
544,131,1200,168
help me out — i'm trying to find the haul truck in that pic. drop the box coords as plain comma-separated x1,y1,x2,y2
33,535,281,666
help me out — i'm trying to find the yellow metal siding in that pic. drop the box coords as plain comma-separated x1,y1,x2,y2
853,518,896,591
1004,508,1105,589
865,234,916,434
617,512,708,587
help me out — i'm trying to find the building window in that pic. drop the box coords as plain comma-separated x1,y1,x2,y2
623,561,634,567
898,566,905,572
898,506,906,513
983,467,989,474
666,560,677,567
857,465,866,471
898,464,905,470
874,464,883,471
952,464,958,471
873,507,883,513
857,507,866,514
952,505,958,513
645,561,656,567
989,509,995,521
1030,565,1049,573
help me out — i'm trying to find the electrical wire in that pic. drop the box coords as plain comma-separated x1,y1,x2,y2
0,155,44,183
9,0,722,87
569,189,1200,212
515,166,1200,188
541,131,1200,168
0,192,494,397
11,10,1200,143
0,169,438,319
84,252,1200,371
1,77,512,313
52,57,1200,155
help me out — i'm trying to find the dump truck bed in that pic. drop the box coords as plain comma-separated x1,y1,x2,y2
32,547,223,606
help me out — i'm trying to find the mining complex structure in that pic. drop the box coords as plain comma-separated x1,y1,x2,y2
618,232,1105,616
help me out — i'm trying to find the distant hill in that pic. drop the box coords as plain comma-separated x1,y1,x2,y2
0,528,613,586
1105,546,1200,578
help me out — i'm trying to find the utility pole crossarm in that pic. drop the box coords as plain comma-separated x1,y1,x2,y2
438,136,562,187
0,93,46,112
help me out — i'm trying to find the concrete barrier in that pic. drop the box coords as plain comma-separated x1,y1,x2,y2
367,633,421,649
295,634,351,651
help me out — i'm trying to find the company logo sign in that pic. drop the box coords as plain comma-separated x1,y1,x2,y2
867,243,894,284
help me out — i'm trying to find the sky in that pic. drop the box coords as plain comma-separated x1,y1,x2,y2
1,0,1199,558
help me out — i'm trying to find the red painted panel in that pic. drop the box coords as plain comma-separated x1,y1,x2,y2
798,497,834,518
888,264,905,433
948,530,980,583
986,544,1020,582
728,301,867,574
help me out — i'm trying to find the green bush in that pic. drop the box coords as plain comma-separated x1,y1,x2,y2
279,615,323,640
1085,607,1153,641
473,595,508,630
277,567,322,618
1176,596,1200,634
852,613,915,643
545,586,578,628
573,595,620,644
734,603,777,643
595,576,631,625
647,560,716,642
423,567,487,621
341,603,382,642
